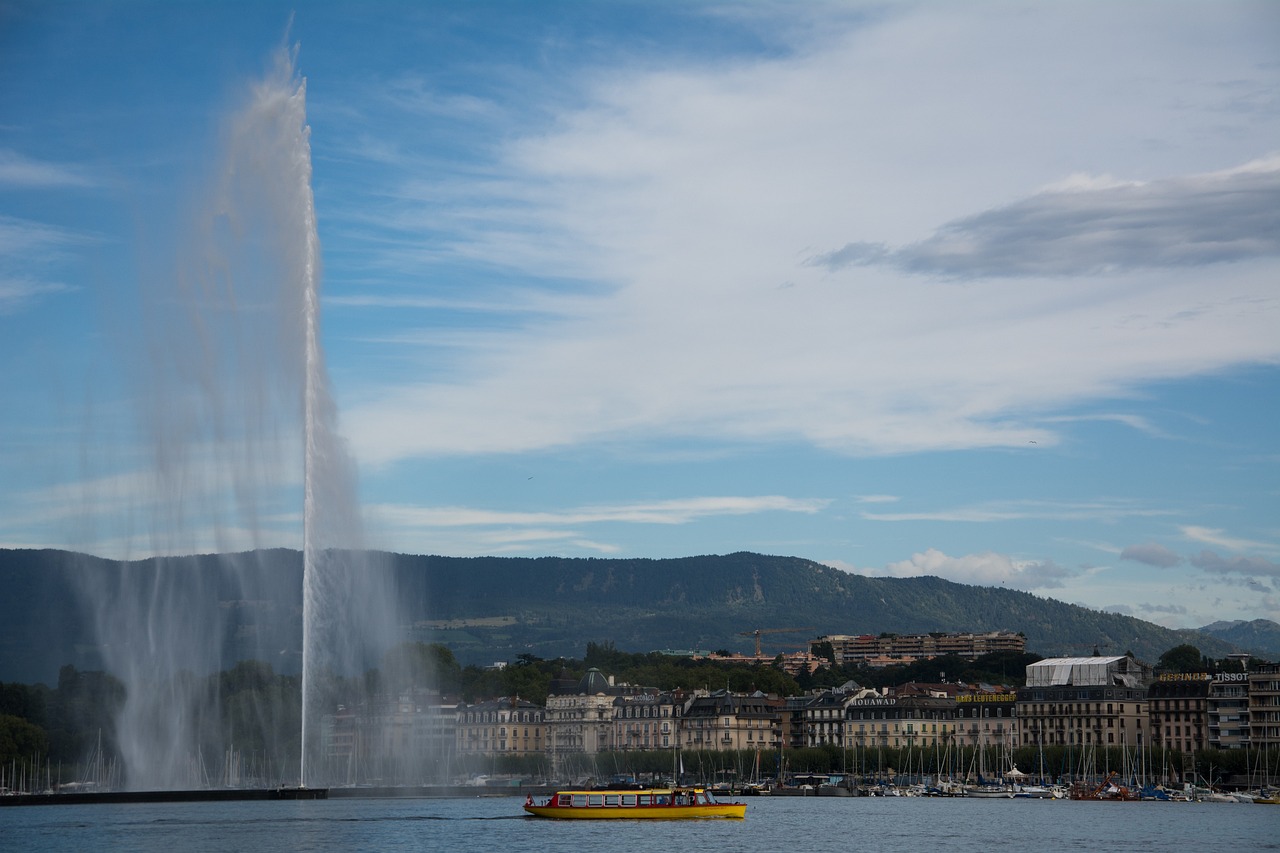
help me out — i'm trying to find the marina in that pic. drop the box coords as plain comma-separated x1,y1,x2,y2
3,793,1278,853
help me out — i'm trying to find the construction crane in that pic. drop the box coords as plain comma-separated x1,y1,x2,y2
1066,642,1114,657
738,627,814,657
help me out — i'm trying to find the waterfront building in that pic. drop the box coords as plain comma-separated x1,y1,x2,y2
1248,664,1280,750
1147,673,1210,754
681,689,783,751
1207,672,1251,749
1016,656,1151,749
321,690,458,784
612,690,682,751
846,692,957,750
780,693,811,751
800,682,870,747
952,688,1019,750
455,696,545,757
545,667,644,757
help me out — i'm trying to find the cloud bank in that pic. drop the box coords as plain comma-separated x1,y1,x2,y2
808,158,1280,278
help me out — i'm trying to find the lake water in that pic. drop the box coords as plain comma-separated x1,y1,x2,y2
1,794,1275,853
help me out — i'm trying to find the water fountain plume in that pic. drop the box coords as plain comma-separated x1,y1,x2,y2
76,44,405,791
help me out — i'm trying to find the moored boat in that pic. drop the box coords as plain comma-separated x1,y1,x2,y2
964,784,1014,798
523,787,746,819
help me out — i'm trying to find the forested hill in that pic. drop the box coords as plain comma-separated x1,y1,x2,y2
0,548,1251,684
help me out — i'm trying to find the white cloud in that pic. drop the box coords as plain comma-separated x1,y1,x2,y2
363,494,828,556
339,6,1280,467
1120,542,1184,568
1181,525,1277,553
808,157,1280,277
1188,549,1280,581
0,277,72,314
0,216,87,313
861,499,1174,524
841,547,1073,590
369,494,827,529
0,149,99,189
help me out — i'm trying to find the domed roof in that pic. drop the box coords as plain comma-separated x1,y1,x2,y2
578,667,612,694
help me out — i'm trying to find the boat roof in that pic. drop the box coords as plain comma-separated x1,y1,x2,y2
550,787,704,795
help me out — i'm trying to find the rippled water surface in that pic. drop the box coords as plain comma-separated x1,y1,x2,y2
2,794,1276,853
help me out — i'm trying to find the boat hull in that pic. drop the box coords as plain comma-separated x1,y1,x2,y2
523,787,746,820
524,803,746,819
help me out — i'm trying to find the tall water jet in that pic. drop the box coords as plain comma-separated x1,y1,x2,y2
210,44,403,788
75,44,404,789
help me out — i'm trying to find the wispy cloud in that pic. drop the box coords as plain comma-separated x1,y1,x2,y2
807,157,1280,278
0,216,87,313
1042,413,1173,439
0,149,100,189
365,495,828,557
370,494,828,529
338,7,1280,468
862,499,1174,524
1181,525,1276,553
0,277,72,315
841,547,1075,590
0,215,83,256
1188,549,1280,581
1120,542,1184,568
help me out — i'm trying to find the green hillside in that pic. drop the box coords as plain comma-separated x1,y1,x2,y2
0,548,1249,685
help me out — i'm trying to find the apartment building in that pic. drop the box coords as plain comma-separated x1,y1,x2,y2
953,691,1019,750
846,693,957,750
682,689,783,751
1016,656,1151,749
1148,673,1210,754
612,690,682,751
816,631,1025,667
1248,664,1280,750
1208,672,1251,749
456,696,545,757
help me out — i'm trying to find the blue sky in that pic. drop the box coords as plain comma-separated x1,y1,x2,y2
2,1,1278,631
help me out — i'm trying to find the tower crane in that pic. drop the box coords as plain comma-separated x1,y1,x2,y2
737,627,814,657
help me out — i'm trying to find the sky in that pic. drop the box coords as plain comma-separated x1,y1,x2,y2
2,1,1278,632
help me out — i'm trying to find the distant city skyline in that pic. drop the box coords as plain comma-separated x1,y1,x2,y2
1,2,1277,630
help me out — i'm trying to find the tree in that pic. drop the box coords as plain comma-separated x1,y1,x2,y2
1158,644,1203,673
811,641,836,665
0,714,48,770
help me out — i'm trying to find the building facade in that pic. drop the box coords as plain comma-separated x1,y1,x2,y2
456,696,545,757
816,631,1025,667
1248,664,1280,750
1017,656,1151,750
545,668,636,757
846,694,957,750
682,689,783,752
1147,673,1210,754
1208,672,1251,749
612,690,681,751
953,692,1019,750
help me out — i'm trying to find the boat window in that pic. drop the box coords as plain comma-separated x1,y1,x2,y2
588,795,603,807
604,795,620,806
638,794,652,805
571,795,587,807
621,794,637,806
557,795,572,806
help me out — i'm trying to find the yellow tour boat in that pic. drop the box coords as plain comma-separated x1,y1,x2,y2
523,787,746,819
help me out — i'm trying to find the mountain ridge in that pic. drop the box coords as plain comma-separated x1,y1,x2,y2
0,548,1264,685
